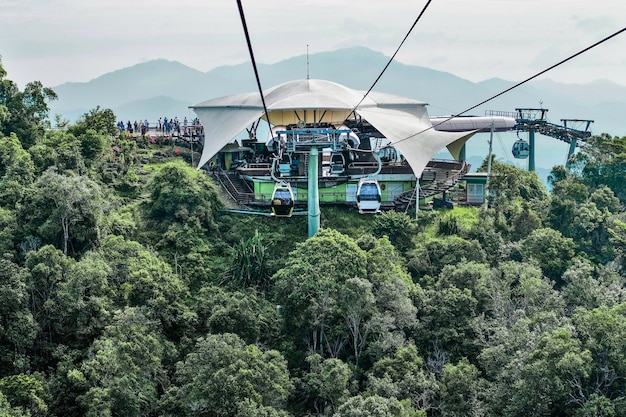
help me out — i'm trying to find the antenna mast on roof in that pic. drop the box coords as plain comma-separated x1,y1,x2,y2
306,44,310,80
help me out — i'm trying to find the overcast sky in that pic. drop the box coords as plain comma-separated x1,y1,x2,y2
1,0,625,89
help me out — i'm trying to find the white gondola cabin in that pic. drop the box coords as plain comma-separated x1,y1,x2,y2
356,178,382,214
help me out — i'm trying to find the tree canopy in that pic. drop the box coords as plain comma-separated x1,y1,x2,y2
0,62,626,417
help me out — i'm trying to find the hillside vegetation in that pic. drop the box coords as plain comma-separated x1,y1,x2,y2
2,60,626,417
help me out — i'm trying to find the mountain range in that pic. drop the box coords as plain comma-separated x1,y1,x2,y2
48,46,626,176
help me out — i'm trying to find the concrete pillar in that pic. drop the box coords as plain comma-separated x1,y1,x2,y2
308,147,320,238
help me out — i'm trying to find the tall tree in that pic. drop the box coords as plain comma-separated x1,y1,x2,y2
65,106,115,168
146,161,221,233
0,208,18,258
520,228,576,284
416,285,479,360
571,305,626,413
194,285,280,345
0,391,29,416
439,358,488,417
143,161,224,288
500,328,592,417
76,307,174,417
93,235,192,340
172,333,293,417
562,259,626,310
302,354,352,415
20,168,104,255
479,158,547,203
609,217,626,272
273,229,367,360
549,162,622,261
69,106,117,137
478,158,547,239
366,344,438,415
364,237,418,360
569,134,626,203
44,250,114,350
0,58,57,149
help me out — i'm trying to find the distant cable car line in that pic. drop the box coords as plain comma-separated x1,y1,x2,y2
235,1,623,152
390,26,626,147
351,0,433,113
234,1,622,200
236,0,271,124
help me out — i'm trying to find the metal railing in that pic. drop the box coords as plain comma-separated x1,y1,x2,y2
395,161,471,208
212,167,239,203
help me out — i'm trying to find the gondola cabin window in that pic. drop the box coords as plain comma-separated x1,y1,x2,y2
271,182,294,217
359,183,381,201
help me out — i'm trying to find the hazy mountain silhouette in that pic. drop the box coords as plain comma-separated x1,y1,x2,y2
49,46,625,143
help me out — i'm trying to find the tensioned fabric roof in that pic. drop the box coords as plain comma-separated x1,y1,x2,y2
190,79,477,178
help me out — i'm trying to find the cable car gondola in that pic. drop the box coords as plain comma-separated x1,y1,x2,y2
330,153,346,175
356,177,382,214
512,138,530,159
271,181,294,217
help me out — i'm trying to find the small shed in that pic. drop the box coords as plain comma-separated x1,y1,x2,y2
462,172,489,205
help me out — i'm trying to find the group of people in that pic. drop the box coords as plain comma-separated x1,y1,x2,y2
157,116,205,138
116,117,204,138
116,117,205,147
117,119,150,135
156,117,179,135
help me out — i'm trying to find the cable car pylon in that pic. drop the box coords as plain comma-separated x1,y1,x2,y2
308,146,320,237
514,108,593,172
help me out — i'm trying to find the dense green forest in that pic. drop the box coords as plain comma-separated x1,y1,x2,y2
2,59,626,417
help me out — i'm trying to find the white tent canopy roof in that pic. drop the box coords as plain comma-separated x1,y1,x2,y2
191,79,476,177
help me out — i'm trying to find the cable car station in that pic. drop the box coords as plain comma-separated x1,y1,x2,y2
190,79,495,236
191,79,594,236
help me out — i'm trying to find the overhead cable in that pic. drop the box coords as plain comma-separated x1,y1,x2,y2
390,26,626,146
351,0,433,113
236,0,271,123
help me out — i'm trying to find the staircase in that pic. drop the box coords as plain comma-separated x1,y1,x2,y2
394,160,471,211
212,167,255,205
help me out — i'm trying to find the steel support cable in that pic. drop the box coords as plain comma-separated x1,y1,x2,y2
350,0,433,114
236,0,271,124
390,26,626,147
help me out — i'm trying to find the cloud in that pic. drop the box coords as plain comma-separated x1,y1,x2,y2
1,0,625,88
